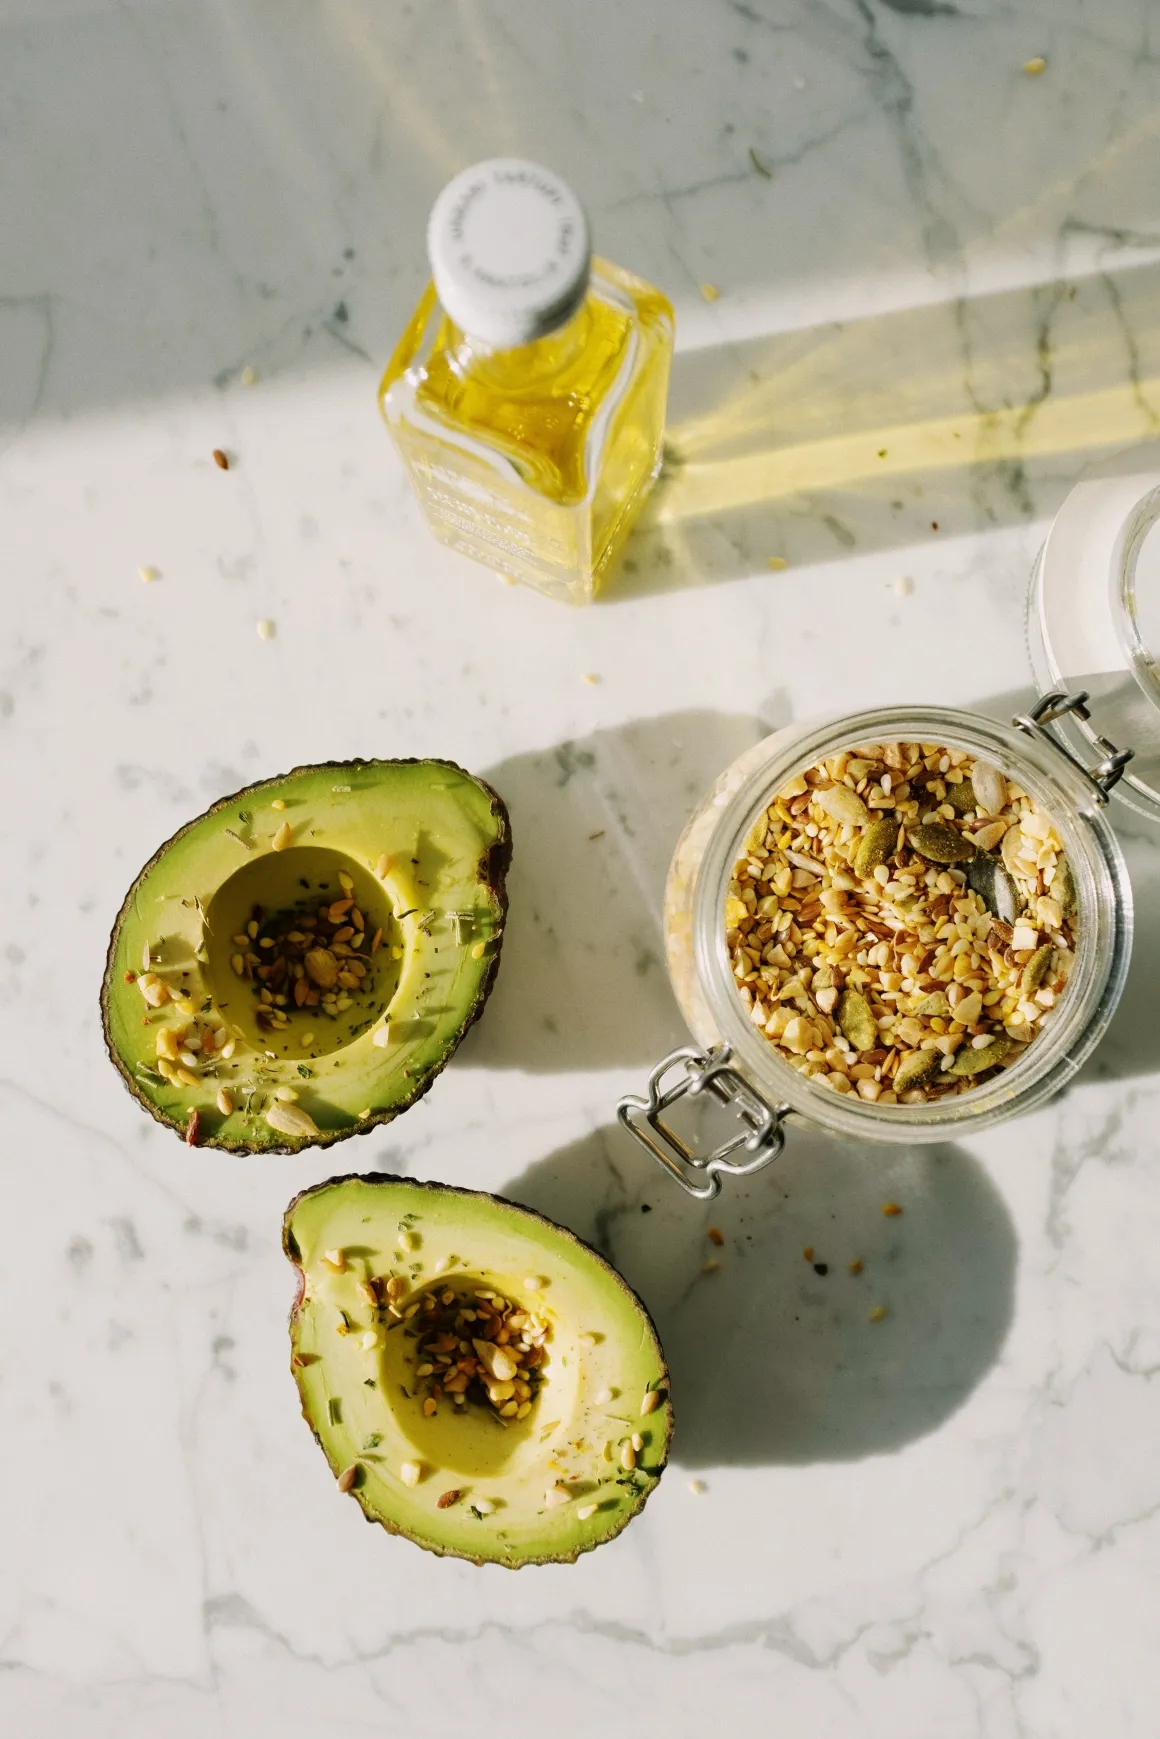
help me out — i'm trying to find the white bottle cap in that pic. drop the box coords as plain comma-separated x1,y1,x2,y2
427,159,591,349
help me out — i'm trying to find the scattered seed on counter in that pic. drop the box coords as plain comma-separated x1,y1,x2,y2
581,672,601,685
706,1227,725,1246
1023,55,1047,75
869,1304,888,1322
212,448,230,470
848,1258,863,1275
138,565,160,583
256,619,275,640
688,1478,707,1495
726,741,1077,1103
882,1202,903,1217
768,556,788,571
701,1258,720,1275
241,364,259,386
699,283,720,302
893,575,914,597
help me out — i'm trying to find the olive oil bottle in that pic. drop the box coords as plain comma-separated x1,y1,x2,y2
380,159,673,604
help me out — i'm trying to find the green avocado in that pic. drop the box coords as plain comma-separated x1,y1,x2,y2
283,1175,673,1566
101,759,510,1152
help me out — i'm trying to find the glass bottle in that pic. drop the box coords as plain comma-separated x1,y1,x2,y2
379,159,674,605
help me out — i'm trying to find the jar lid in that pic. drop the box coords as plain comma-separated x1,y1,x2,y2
427,159,591,349
1030,473,1160,822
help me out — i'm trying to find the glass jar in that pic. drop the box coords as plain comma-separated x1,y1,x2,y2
380,159,674,605
619,703,1134,1197
1027,471,1160,822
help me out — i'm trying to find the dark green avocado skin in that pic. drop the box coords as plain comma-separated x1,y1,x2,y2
100,757,511,1153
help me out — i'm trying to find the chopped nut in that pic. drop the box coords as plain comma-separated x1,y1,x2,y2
271,821,293,851
545,1483,571,1507
399,1460,423,1487
576,1502,599,1520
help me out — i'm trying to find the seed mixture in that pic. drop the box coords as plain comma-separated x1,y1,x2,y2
726,742,1078,1103
229,871,389,1036
409,1286,550,1422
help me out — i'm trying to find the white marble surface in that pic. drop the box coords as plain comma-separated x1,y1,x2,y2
4,2,1160,1733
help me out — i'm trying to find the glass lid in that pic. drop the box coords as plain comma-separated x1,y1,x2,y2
1029,473,1160,822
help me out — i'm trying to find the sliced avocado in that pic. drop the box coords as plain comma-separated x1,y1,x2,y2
101,759,510,1152
284,1175,672,1566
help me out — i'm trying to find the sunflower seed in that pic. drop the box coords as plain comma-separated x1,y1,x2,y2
966,853,1020,923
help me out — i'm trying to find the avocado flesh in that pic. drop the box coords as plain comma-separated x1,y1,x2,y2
284,1176,672,1567
101,759,509,1152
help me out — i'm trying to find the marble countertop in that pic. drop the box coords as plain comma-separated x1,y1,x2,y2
4,2,1160,1733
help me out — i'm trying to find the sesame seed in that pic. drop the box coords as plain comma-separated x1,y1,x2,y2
256,619,275,640
700,283,720,302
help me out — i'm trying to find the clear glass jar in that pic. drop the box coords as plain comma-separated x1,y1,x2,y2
379,159,673,605
620,704,1133,1195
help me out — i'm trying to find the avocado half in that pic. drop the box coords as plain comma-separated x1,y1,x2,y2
101,759,510,1152
283,1175,673,1567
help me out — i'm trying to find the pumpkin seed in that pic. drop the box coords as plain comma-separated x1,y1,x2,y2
853,815,900,878
1022,943,1054,993
947,1034,1011,1076
966,853,1020,923
945,778,976,813
971,761,1007,816
894,1049,942,1092
908,822,976,864
837,987,878,1051
914,991,951,1018
1052,855,1076,914
815,784,870,828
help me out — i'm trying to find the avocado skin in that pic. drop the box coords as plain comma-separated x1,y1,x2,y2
283,1174,674,1567
100,757,511,1153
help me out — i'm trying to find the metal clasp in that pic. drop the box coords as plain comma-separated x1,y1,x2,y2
1013,689,1134,805
617,1044,789,1199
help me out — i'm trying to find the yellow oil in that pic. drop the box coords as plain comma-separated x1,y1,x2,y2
380,259,673,603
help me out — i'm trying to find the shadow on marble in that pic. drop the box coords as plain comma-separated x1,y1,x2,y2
502,1118,1016,1466
455,707,780,1072
608,259,1160,601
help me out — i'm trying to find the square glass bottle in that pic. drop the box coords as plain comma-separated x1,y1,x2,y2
379,160,673,604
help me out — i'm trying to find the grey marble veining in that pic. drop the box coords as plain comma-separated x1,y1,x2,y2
3,2,1160,1734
